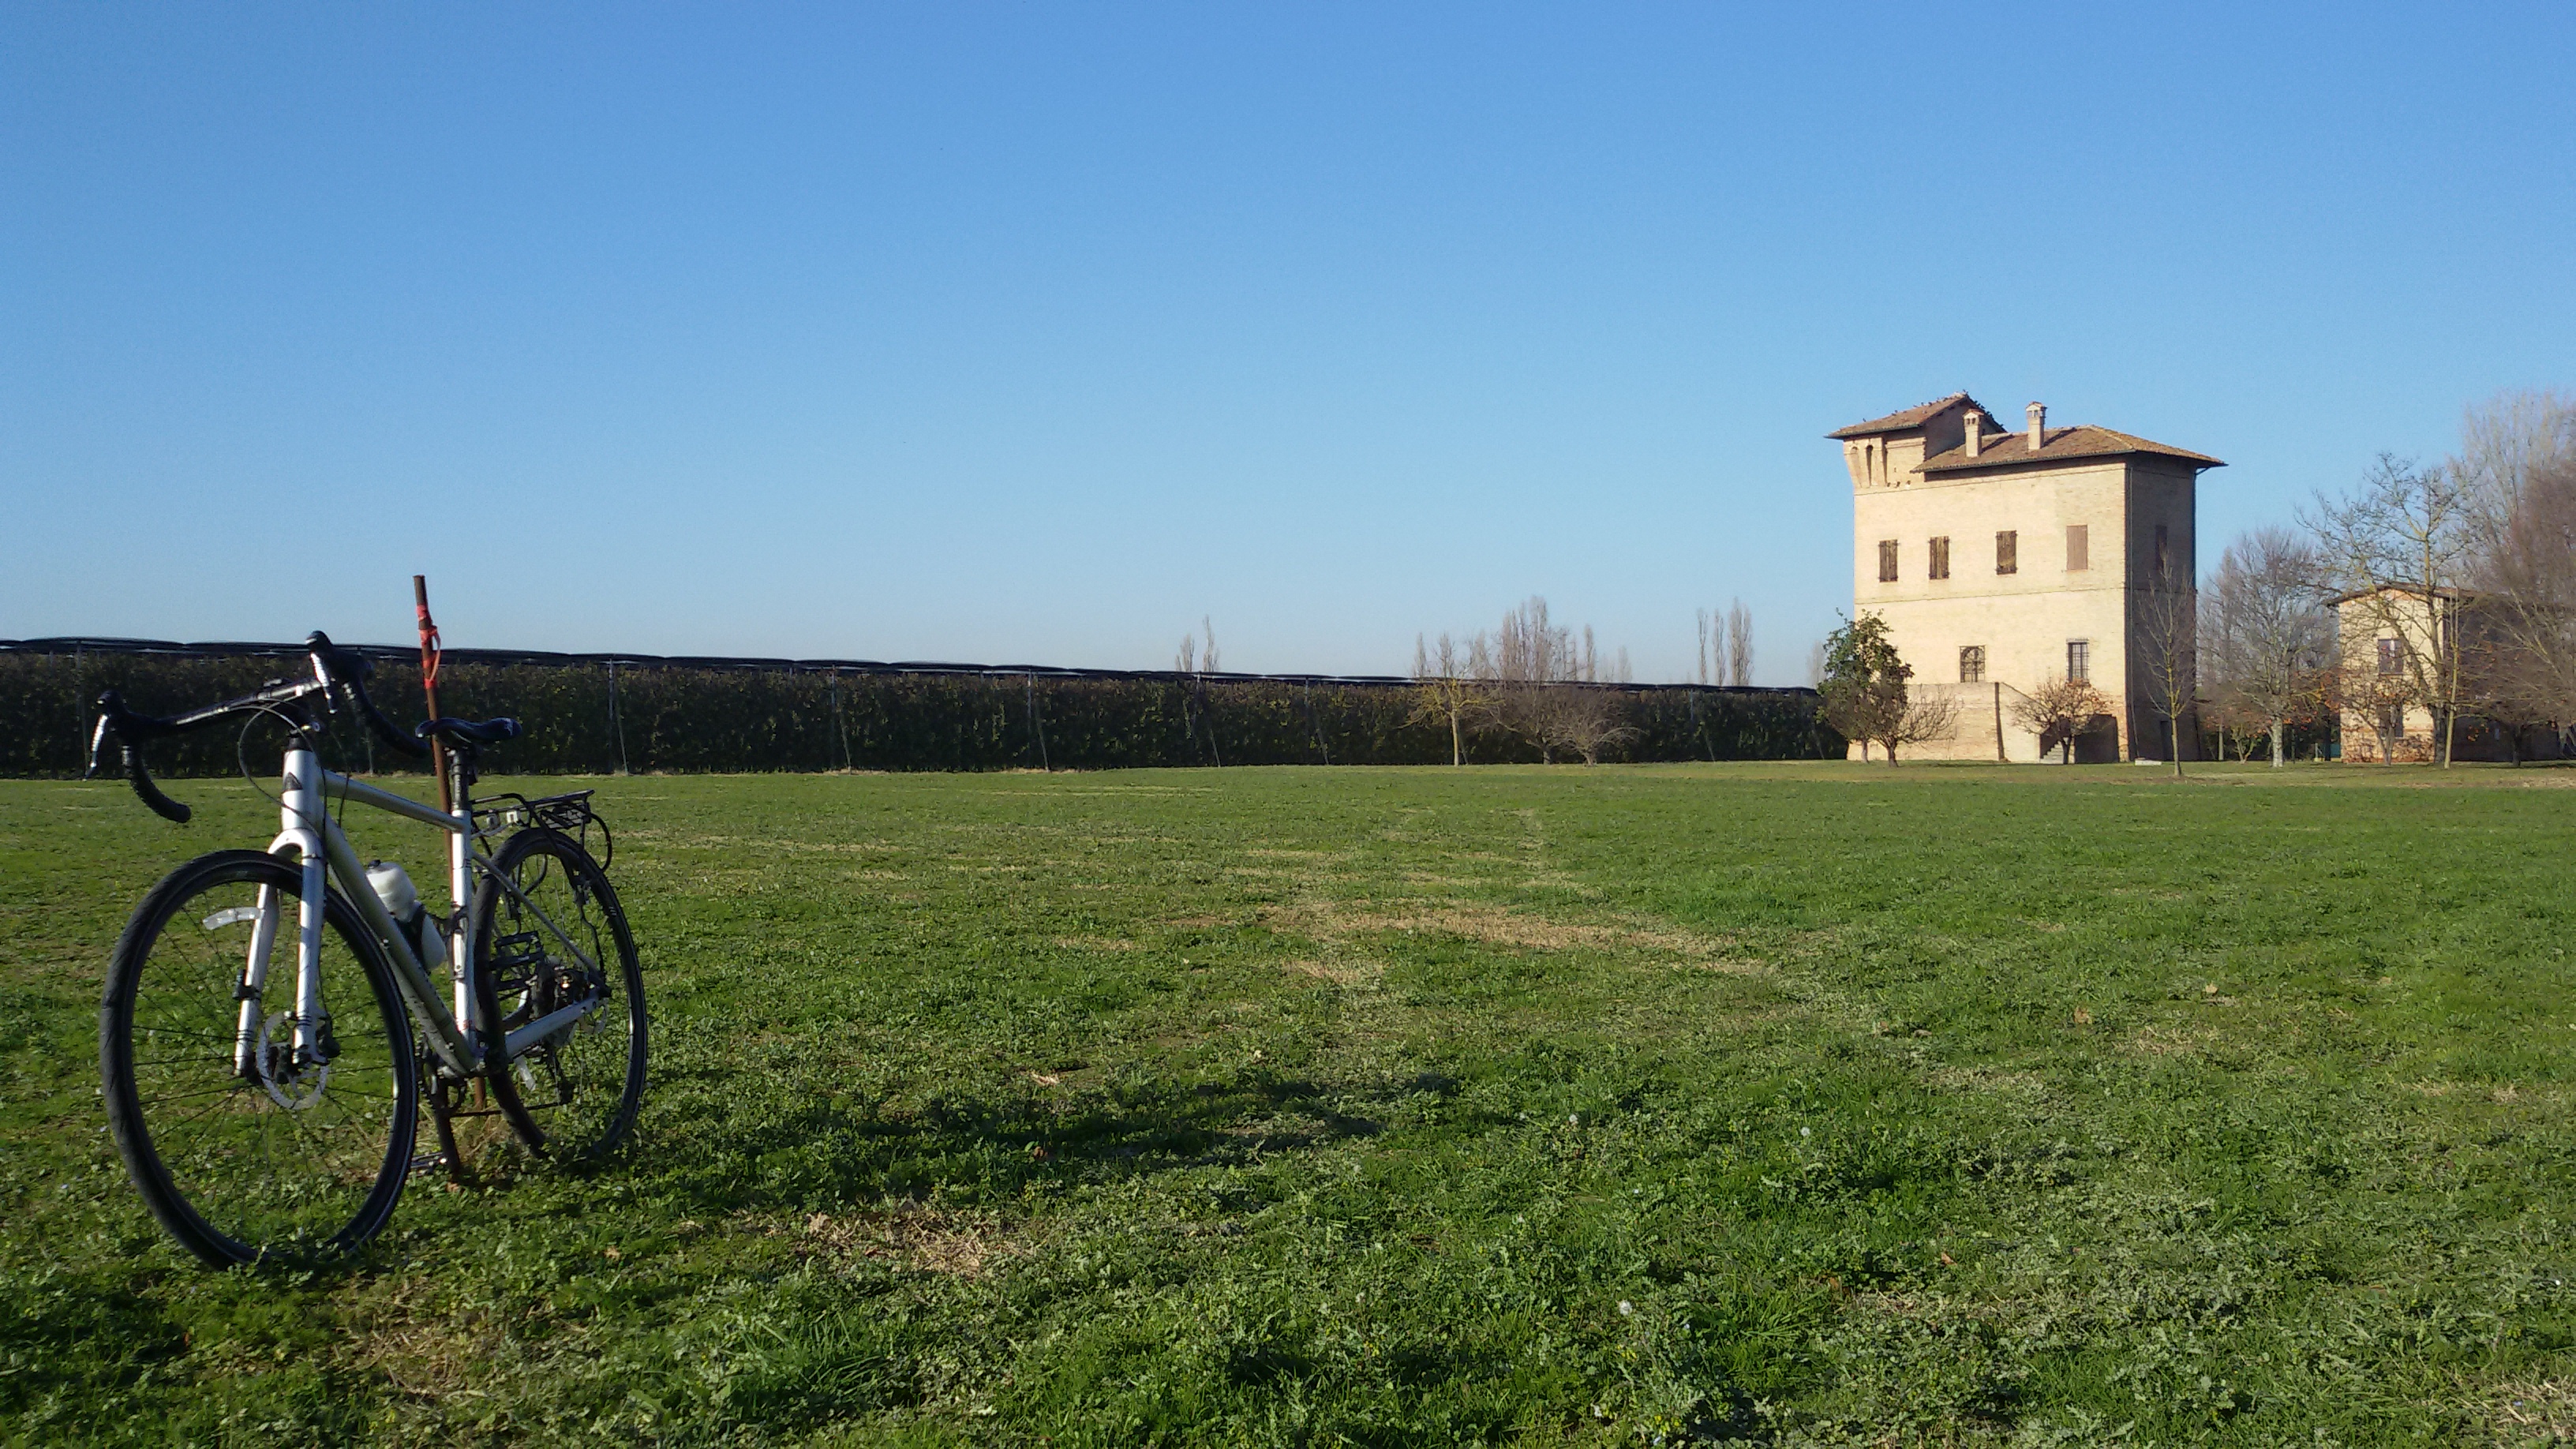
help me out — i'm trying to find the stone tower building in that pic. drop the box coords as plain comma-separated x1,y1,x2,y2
1830,393,2224,762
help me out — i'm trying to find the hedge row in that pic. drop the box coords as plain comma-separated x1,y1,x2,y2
0,650,1843,777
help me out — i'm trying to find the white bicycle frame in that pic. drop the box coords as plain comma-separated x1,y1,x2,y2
232,743,609,1083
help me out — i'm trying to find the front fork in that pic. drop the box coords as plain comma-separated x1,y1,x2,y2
235,747,333,1077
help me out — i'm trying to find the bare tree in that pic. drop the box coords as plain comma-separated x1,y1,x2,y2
1805,640,1826,689
1176,617,1222,675
1483,596,1571,761
2202,526,2334,768
2202,693,2271,762
1480,596,1635,763
2009,676,2115,765
1885,691,1960,761
1552,687,1639,765
1724,598,1754,687
1409,632,1487,766
1696,608,1711,686
2457,390,2576,732
2135,563,2198,777
2303,454,2475,766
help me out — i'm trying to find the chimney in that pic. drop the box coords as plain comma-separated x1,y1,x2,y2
2026,401,2046,451
1962,410,1984,458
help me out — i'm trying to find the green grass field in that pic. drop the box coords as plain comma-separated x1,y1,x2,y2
6,762,2576,1445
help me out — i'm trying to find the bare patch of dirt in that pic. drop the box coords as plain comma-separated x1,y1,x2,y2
1261,897,1753,969
1284,957,1381,986
2476,1375,2576,1443
1929,1065,2047,1099
787,1205,1023,1278
347,1292,493,1404
2127,1023,2217,1057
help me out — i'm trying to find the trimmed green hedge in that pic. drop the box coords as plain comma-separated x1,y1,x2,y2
0,650,1841,777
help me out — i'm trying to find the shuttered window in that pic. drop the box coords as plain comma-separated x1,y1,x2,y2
2066,524,2089,571
1878,539,1899,582
1995,530,2017,575
1929,536,1950,579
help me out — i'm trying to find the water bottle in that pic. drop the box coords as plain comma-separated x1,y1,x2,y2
364,861,449,970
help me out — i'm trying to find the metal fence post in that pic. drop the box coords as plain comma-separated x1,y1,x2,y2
1025,674,1050,772
608,661,631,776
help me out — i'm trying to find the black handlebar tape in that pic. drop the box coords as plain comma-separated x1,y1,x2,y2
122,743,191,824
305,632,429,758
350,676,430,758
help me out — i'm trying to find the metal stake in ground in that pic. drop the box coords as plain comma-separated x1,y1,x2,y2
413,575,451,814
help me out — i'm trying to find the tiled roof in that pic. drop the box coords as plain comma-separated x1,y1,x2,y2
1826,392,1989,440
1917,424,2223,473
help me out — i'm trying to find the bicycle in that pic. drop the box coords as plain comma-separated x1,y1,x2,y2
87,632,646,1267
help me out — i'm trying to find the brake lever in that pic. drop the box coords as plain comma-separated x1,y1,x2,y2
84,711,114,781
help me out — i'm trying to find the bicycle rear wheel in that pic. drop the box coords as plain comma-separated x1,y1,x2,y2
100,849,419,1267
474,829,646,1163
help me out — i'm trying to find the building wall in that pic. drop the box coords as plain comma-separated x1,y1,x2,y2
2117,459,2201,761
2336,590,2446,762
1849,457,2141,760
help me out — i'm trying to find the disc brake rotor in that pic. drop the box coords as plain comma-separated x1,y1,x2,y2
254,1010,331,1110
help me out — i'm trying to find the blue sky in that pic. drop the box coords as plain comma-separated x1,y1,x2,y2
5,5,2570,681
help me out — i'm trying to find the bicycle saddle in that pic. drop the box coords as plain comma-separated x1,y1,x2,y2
417,717,523,746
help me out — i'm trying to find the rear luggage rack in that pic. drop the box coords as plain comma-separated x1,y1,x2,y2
474,789,613,869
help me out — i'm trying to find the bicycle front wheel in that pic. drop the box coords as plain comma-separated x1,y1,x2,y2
474,829,646,1163
100,849,420,1267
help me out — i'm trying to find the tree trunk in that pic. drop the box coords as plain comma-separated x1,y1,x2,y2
2269,718,2284,768
1450,712,1463,767
2170,715,2183,778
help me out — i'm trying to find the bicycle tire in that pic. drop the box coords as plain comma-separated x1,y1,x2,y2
473,829,646,1163
101,849,420,1267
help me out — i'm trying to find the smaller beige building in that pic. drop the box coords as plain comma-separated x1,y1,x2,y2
2332,585,2455,763
2331,584,2562,762
1833,393,2223,761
